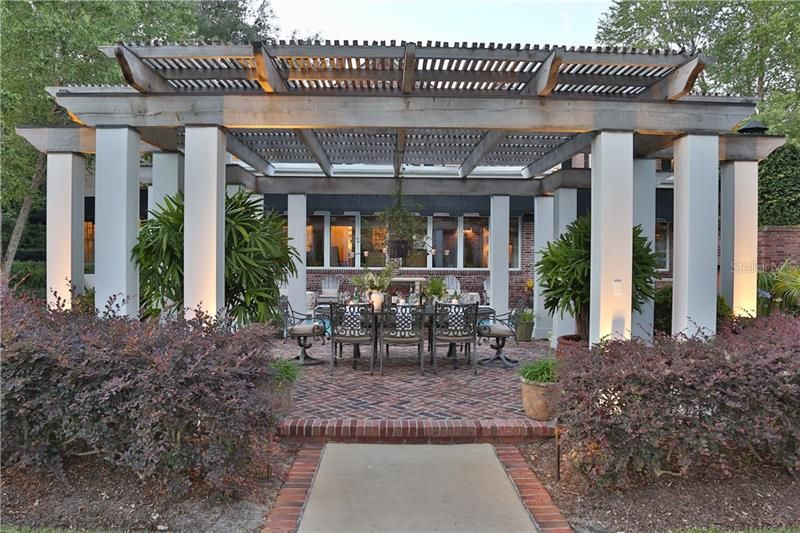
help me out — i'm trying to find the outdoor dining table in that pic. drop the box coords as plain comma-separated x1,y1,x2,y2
312,303,495,361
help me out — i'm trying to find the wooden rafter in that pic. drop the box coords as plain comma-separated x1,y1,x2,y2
643,55,706,100
253,42,333,177
521,47,564,96
115,44,173,93
401,43,417,95
458,130,507,177
521,133,595,178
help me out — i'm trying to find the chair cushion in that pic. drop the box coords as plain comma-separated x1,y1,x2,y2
289,323,324,337
383,334,423,345
335,336,373,344
433,335,474,343
320,288,338,298
478,323,514,338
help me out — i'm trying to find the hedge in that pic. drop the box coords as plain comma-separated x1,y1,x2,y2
759,143,800,226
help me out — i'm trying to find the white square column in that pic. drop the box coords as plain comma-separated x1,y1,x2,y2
550,188,577,348
489,195,510,315
589,131,634,346
673,134,720,336
287,194,307,314
632,159,657,340
95,127,140,317
533,195,554,338
46,153,85,308
148,152,184,218
720,161,759,317
184,127,226,318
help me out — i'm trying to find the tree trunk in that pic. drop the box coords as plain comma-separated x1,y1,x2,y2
2,152,47,278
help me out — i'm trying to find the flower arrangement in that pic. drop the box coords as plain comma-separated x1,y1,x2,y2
351,261,397,293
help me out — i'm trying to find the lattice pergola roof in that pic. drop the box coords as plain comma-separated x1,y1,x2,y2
40,40,761,180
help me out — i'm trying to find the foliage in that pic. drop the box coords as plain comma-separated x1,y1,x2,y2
536,214,661,341
653,285,735,335
350,261,397,292
596,1,800,142
270,358,301,385
519,359,557,384
374,180,428,254
758,261,800,316
0,286,287,496
758,144,800,226
196,0,279,42
423,277,447,299
8,261,46,297
556,313,800,487
518,308,535,324
132,191,298,325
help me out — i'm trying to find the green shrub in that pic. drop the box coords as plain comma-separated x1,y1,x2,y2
518,308,535,324
653,285,733,335
519,358,557,383
536,214,661,341
8,260,46,297
270,358,300,385
758,260,800,316
132,191,299,325
557,314,800,487
1,285,286,496
758,143,800,226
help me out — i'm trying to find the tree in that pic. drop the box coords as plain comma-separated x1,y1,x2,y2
0,0,198,277
132,191,299,325
596,1,800,140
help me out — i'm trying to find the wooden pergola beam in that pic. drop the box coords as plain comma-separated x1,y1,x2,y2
401,43,416,95
225,132,275,175
643,55,707,101
15,126,161,153
253,43,332,177
114,44,174,93
255,175,543,195
458,130,507,177
521,48,564,96
646,134,786,161
52,92,756,135
521,133,595,178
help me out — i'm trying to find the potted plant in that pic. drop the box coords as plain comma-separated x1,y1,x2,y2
516,308,535,341
535,214,660,354
376,177,428,259
519,358,558,421
422,276,447,305
351,262,397,309
269,359,300,416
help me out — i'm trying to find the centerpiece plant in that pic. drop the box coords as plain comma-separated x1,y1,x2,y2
350,261,398,309
535,214,660,343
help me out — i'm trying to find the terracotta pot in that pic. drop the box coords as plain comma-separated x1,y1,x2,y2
521,377,559,421
555,334,584,359
516,322,533,342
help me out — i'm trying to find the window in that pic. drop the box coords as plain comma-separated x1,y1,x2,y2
655,221,671,271
330,215,355,267
360,216,386,267
432,217,458,268
509,217,520,268
463,217,489,268
84,221,95,265
306,215,324,267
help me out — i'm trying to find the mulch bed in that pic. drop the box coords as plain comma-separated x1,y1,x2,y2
519,440,800,533
1,439,299,532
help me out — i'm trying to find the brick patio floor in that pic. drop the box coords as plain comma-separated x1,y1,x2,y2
274,338,556,442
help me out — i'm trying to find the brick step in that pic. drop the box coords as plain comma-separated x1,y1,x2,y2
279,417,555,443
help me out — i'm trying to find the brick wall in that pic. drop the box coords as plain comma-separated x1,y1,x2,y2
306,220,535,308
758,226,800,270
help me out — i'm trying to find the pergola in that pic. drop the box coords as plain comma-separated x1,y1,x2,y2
18,39,785,346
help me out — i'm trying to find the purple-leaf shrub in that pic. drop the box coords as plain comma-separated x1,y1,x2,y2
1,286,285,495
557,314,800,487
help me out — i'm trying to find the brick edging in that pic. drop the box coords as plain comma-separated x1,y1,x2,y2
262,444,324,533
279,417,555,443
494,444,573,533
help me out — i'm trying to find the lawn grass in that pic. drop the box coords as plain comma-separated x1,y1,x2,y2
675,528,800,533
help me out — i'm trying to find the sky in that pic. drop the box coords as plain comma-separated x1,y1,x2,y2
270,0,613,46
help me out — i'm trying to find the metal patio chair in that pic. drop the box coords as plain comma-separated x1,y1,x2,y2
431,302,479,375
279,295,326,366
478,306,522,368
329,302,377,375
379,304,426,376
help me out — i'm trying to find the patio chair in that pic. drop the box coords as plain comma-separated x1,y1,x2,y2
379,305,426,376
317,275,341,304
478,307,521,368
443,274,461,295
431,302,479,375
279,295,326,366
329,303,377,375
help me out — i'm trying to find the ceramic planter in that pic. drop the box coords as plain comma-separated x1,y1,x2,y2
516,322,534,341
555,334,584,359
520,377,558,421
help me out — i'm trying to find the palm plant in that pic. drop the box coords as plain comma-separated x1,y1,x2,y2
535,214,660,341
132,190,299,325
758,260,800,316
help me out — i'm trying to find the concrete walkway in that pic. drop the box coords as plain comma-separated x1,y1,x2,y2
298,443,535,533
